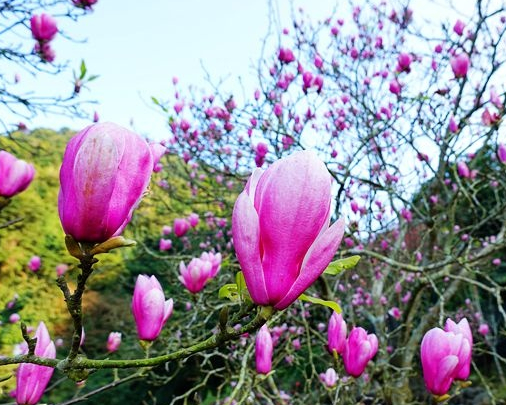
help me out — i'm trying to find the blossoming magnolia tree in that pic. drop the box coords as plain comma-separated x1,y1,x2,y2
0,0,98,134
0,0,506,404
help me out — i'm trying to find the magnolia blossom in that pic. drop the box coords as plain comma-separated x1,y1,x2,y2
16,322,56,405
106,332,122,352
179,258,212,293
232,150,344,310
342,327,378,378
30,14,58,42
255,325,273,374
58,123,153,243
28,256,41,272
450,53,470,78
421,326,471,396
173,218,191,237
0,151,35,198
319,368,338,388
327,312,347,356
132,275,173,341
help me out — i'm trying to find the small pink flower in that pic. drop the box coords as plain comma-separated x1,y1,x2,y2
450,53,470,78
55,264,69,277
132,275,173,341
0,151,35,198
34,42,55,62
389,79,402,95
453,19,465,36
255,325,273,374
327,312,347,356
28,256,41,272
179,258,212,293
159,238,172,251
342,327,378,378
278,48,295,64
188,213,199,227
457,161,470,178
9,313,20,323
388,307,402,320
319,368,338,388
478,324,489,336
30,14,58,42
497,144,506,164
173,218,191,237
449,116,459,133
106,332,122,352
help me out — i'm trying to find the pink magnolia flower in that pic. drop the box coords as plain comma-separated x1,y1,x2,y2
28,256,41,272
389,79,402,95
342,327,378,378
497,144,506,164
319,368,338,388
159,238,172,251
444,318,472,380
200,251,222,278
131,275,173,341
478,323,489,336
453,19,465,36
9,313,20,323
16,322,56,405
34,42,55,63
179,258,212,293
55,264,68,277
30,14,58,42
457,161,470,178
450,53,470,78
421,327,471,396
255,325,273,374
400,208,412,222
58,123,153,243
388,307,402,320
232,150,345,310
188,212,199,227
327,312,347,356
449,116,459,133
106,332,122,352
0,151,35,198
396,53,412,73
278,47,295,64
481,108,500,126
173,218,191,237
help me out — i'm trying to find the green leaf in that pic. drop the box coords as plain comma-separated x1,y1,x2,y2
236,271,246,294
323,255,360,275
299,294,342,313
219,283,238,301
79,60,87,79
87,74,100,82
151,96,160,106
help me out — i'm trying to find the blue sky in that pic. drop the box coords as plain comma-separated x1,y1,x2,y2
8,0,484,140
16,0,337,139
